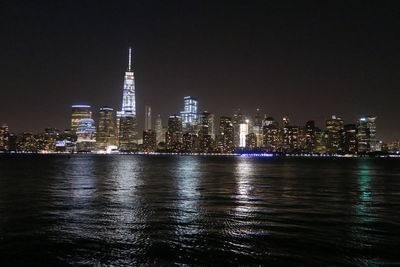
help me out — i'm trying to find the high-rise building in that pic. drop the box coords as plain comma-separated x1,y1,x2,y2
144,105,152,130
154,114,164,145
344,124,358,154
357,116,377,153
165,115,183,152
16,132,37,152
239,121,249,148
76,118,96,152
263,118,281,152
282,115,290,127
117,48,138,151
233,108,245,147
326,115,344,154
282,125,299,153
71,105,92,133
143,130,157,152
182,133,198,152
96,107,117,151
254,108,263,128
199,111,215,138
36,128,59,152
304,120,316,153
314,129,328,154
218,116,235,153
180,96,199,132
0,123,9,151
246,133,257,150
281,115,299,152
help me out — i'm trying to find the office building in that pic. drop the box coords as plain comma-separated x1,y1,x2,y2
0,123,9,151
71,105,91,133
357,116,377,153
165,115,183,152
76,118,96,152
344,124,358,154
218,116,235,153
326,115,344,154
180,96,199,132
143,130,157,152
96,107,117,151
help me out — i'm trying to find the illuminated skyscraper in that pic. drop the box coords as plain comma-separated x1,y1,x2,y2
326,115,344,153
218,116,234,153
357,116,377,153
304,120,316,153
143,130,156,152
246,133,257,150
96,107,117,151
180,96,198,132
117,47,138,151
233,108,244,147
155,114,164,145
71,105,92,133
239,120,249,148
199,111,215,138
76,118,96,152
0,123,9,151
166,115,183,152
144,105,152,130
344,124,358,154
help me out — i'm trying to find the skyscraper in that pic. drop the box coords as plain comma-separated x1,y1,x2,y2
254,108,263,128
144,105,152,130
143,130,157,152
96,107,117,151
326,115,344,153
357,116,377,153
304,120,316,153
76,118,96,152
180,96,198,132
0,123,9,151
344,124,358,154
165,115,183,152
117,47,138,151
218,116,235,153
239,120,249,148
70,105,92,133
155,114,164,145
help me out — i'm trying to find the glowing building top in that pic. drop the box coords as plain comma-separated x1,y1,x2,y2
119,47,136,117
180,96,198,130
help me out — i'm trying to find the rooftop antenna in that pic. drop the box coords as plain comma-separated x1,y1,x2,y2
128,47,132,71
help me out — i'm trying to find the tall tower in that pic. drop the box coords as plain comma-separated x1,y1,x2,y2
117,47,138,151
144,105,152,130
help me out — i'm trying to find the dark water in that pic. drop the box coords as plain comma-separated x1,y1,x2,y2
0,155,399,266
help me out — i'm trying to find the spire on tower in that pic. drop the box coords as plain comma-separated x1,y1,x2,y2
128,47,132,71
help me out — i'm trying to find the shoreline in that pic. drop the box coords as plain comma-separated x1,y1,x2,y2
1,151,399,158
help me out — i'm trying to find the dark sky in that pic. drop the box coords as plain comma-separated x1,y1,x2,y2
1,1,399,141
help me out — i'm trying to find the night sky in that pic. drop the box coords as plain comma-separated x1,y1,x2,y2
1,1,399,141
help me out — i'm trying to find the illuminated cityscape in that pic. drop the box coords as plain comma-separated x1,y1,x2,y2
0,48,399,156
2,2,400,266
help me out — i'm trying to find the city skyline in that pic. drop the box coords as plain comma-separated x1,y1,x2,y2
1,2,400,141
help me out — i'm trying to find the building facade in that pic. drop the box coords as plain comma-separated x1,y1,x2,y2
96,107,117,151
71,105,92,133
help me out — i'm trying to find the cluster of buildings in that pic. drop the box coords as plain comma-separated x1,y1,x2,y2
1,48,399,155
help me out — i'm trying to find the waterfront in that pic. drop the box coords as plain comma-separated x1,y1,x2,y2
0,155,399,265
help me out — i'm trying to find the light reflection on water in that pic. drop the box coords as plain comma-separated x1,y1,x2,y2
0,155,399,266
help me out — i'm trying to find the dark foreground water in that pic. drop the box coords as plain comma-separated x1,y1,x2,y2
0,155,399,266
